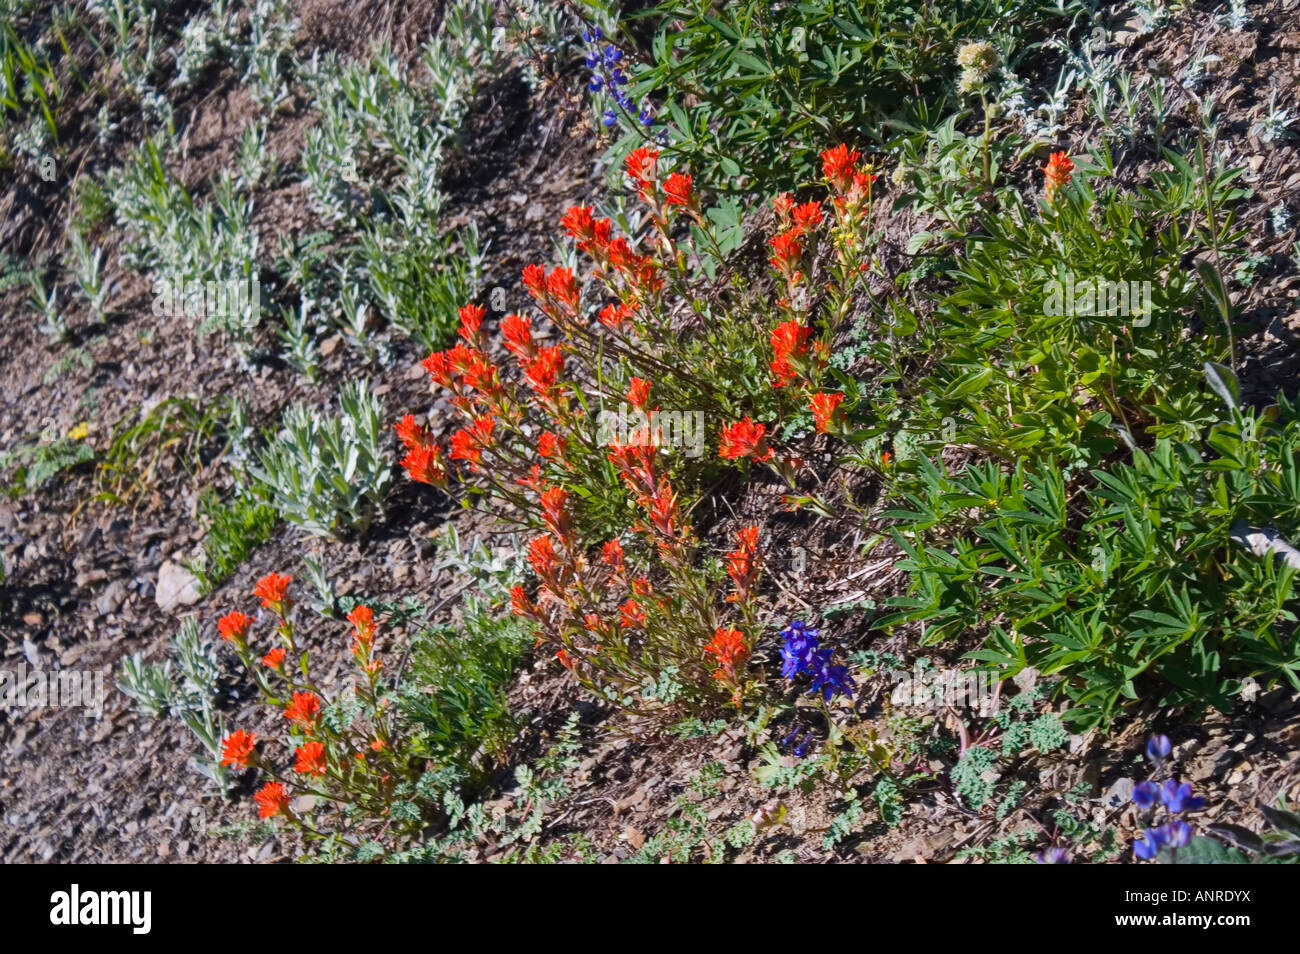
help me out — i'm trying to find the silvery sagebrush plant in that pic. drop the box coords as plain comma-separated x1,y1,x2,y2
250,378,392,537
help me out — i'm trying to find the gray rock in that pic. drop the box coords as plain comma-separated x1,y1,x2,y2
154,561,201,612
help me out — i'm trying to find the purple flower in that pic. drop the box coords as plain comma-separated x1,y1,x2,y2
603,46,623,67
808,648,856,701
1157,820,1192,849
1134,828,1164,860
781,724,813,757
1146,734,1172,762
1036,846,1071,864
638,106,655,126
588,75,603,92
1158,779,1204,813
582,26,603,43
602,109,617,127
1132,780,1160,808
779,620,820,677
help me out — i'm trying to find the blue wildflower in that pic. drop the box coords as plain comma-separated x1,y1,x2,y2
781,725,813,757
582,26,603,43
588,75,603,92
1158,779,1205,813
615,91,632,109
602,109,617,127
1146,734,1171,762
808,648,856,701
603,45,623,66
1157,820,1192,849
1132,780,1160,808
779,620,820,677
1035,846,1070,864
638,106,655,126
609,68,627,87
1133,828,1164,860
585,52,600,69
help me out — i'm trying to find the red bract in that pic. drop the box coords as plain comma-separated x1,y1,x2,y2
220,730,257,768
809,391,845,433
347,605,376,646
501,313,534,359
449,416,495,467
791,200,824,232
527,535,560,579
524,347,564,398
457,303,485,345
768,229,803,282
626,377,651,408
821,143,863,192
619,598,647,628
295,740,327,776
521,263,548,298
555,648,576,671
599,301,633,330
600,540,625,567
401,444,448,487
394,414,431,451
217,610,252,644
510,584,537,618
539,486,571,539
704,627,750,679
726,525,762,603
254,781,290,819
769,320,812,387
538,431,563,459
284,691,322,731
772,192,795,216
254,573,292,612
719,418,773,462
625,146,659,200
1044,151,1074,202
546,267,581,312
262,647,286,669
663,172,693,207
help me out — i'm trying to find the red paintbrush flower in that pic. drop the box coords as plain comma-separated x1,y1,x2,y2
663,172,693,207
254,781,290,819
704,627,750,680
217,610,252,645
261,646,286,669
769,320,812,387
401,443,448,487
539,486,571,539
791,200,824,232
294,740,327,776
220,730,258,768
546,267,580,312
394,414,430,451
618,598,647,628
501,313,534,359
821,143,862,192
768,229,804,281
538,431,563,459
283,691,321,731
457,303,485,344
809,391,845,433
719,418,773,462
626,377,651,408
524,347,564,397
726,525,762,602
1043,151,1074,202
254,573,291,613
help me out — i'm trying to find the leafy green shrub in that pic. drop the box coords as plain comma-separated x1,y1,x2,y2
883,385,1300,727
250,379,392,537
609,0,1080,191
186,489,278,595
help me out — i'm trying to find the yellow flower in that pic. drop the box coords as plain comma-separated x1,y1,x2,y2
66,421,89,441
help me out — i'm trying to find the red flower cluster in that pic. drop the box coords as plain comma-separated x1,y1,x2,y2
284,691,322,732
294,740,327,776
395,414,449,489
254,573,292,613
810,391,845,434
217,610,252,646
346,605,382,675
725,526,762,604
221,730,258,769
1044,151,1074,203
255,781,290,819
719,417,773,462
